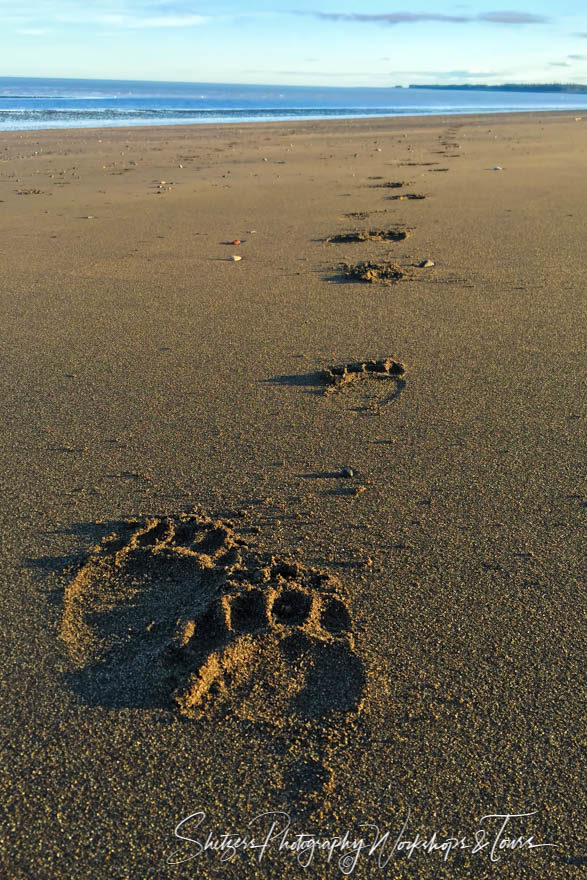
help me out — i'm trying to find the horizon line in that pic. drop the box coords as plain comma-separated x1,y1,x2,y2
1,74,586,91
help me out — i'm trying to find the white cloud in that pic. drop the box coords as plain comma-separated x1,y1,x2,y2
17,27,50,35
1,1,210,30
56,11,209,28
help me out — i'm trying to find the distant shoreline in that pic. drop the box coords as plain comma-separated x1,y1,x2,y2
409,83,587,93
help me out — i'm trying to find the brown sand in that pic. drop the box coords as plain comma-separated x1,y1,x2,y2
0,112,585,878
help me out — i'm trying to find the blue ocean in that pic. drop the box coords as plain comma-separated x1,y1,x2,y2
2,77,587,131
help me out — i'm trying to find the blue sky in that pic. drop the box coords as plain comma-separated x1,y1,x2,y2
2,1,587,85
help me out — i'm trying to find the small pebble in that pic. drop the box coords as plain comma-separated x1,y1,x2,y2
340,466,355,478
232,239,241,245
419,259,435,268
492,165,503,171
229,255,242,261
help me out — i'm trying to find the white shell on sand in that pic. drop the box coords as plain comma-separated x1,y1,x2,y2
230,255,242,261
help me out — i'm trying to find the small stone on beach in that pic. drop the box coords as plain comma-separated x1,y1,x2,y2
340,467,355,478
229,255,242,261
418,259,435,268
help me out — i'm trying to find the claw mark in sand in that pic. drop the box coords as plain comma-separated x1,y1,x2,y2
61,512,366,807
326,228,409,243
386,193,426,201
322,358,407,412
325,357,406,390
341,261,405,283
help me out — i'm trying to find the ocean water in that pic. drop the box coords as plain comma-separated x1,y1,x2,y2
2,77,587,131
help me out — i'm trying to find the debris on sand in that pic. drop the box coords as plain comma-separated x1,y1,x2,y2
327,228,409,244
341,261,405,283
418,259,435,268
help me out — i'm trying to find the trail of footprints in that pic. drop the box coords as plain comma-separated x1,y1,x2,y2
326,126,461,287
58,126,464,810
326,168,419,285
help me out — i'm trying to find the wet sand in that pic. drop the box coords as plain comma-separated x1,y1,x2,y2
0,111,585,878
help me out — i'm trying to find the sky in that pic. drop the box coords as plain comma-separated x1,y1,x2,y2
1,0,587,86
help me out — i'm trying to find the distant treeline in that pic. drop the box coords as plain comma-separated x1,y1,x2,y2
409,83,587,93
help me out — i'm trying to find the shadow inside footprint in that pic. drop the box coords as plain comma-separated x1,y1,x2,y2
321,597,352,633
280,636,366,718
273,589,312,626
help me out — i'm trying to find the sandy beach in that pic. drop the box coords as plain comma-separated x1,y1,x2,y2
0,111,584,878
